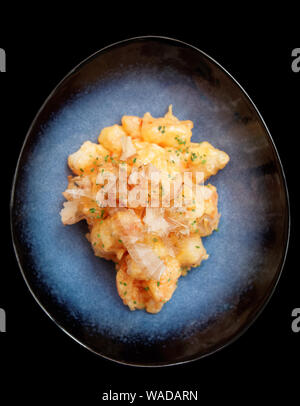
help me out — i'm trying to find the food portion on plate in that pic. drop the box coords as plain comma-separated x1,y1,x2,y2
60,106,229,313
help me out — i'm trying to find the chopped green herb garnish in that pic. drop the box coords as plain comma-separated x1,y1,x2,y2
89,208,96,213
157,281,160,287
191,152,198,161
175,135,186,145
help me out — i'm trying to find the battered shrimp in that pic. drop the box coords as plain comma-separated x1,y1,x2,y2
60,106,229,313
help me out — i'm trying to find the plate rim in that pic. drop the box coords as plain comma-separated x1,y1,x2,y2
10,35,291,367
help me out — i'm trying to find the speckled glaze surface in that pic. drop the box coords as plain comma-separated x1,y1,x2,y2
11,37,289,366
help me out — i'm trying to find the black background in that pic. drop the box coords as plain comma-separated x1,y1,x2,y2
0,11,299,403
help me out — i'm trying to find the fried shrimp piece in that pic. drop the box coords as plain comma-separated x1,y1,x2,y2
186,141,230,181
164,184,220,238
121,116,142,139
185,184,220,237
88,217,125,262
112,209,144,241
98,124,127,155
116,260,150,311
141,106,193,148
147,256,181,304
60,201,83,225
68,141,109,176
117,255,181,313
196,185,220,236
133,141,169,172
173,235,208,269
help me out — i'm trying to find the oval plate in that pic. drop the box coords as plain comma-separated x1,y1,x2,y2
10,36,290,366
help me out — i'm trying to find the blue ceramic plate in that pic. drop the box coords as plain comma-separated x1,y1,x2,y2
11,37,290,366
